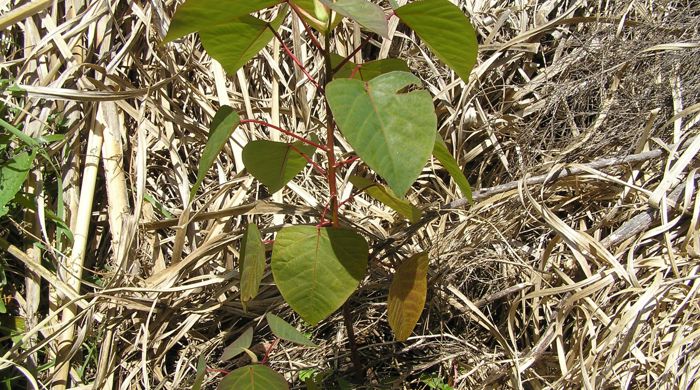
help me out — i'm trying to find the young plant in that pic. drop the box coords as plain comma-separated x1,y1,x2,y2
165,0,477,386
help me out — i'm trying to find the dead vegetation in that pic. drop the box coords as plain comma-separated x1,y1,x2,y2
0,0,699,388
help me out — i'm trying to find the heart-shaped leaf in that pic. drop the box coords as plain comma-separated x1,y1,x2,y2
266,313,317,347
199,7,288,74
433,135,472,203
240,223,266,309
272,226,368,325
387,252,429,341
349,175,422,223
331,54,410,81
165,0,283,42
191,106,240,199
218,364,288,390
395,0,478,82
320,0,388,38
220,327,254,361
242,140,315,194
326,71,436,196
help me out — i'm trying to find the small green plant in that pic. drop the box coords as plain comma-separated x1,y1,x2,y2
164,0,477,387
420,373,455,390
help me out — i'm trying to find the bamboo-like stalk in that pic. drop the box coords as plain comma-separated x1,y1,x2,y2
52,109,104,390
0,0,52,31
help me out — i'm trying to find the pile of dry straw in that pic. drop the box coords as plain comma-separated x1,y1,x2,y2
0,0,698,388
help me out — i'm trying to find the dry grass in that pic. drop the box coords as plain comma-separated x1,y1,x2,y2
0,0,699,388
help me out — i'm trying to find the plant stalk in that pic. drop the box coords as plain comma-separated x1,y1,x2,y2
323,32,339,228
323,29,362,376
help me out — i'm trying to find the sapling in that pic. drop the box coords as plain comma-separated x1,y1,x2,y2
164,0,477,387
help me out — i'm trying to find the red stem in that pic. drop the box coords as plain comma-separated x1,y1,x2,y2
323,33,339,227
240,119,327,150
268,25,320,89
289,144,327,176
261,338,280,365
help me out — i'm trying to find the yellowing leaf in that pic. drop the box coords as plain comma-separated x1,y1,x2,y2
387,252,429,341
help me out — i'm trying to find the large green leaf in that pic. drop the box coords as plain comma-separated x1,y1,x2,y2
433,135,472,203
320,0,388,38
218,364,288,390
387,252,429,341
164,0,283,42
242,140,315,194
331,54,410,81
0,151,35,218
240,223,266,309
199,8,288,74
395,0,477,82
266,313,317,347
272,226,368,325
191,106,240,199
220,327,254,361
349,175,422,223
326,71,436,196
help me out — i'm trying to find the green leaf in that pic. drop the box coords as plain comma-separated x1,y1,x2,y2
192,354,207,390
164,0,283,42
326,71,436,196
218,364,288,390
290,0,342,32
331,54,410,81
433,135,472,203
265,313,317,347
0,151,35,218
240,223,266,309
0,118,39,148
221,327,254,361
349,175,422,223
387,252,429,341
199,7,288,74
395,0,478,82
242,140,315,194
320,0,388,38
191,106,240,199
272,226,368,325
